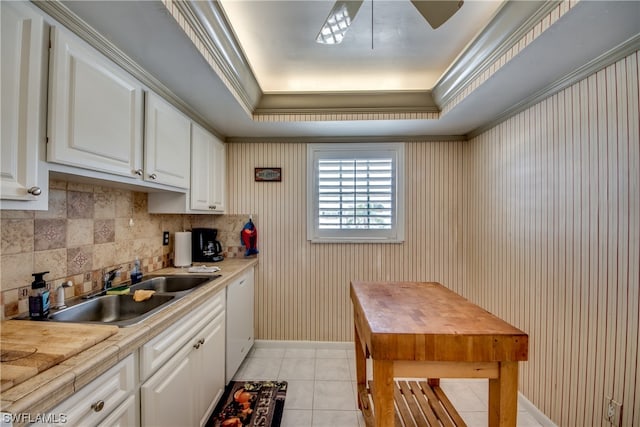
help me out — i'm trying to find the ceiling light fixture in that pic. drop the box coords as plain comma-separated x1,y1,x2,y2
316,0,464,45
316,0,364,44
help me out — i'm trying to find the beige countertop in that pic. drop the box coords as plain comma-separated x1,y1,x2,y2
0,257,258,419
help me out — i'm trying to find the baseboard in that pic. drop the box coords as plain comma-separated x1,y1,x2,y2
518,392,557,427
253,339,353,350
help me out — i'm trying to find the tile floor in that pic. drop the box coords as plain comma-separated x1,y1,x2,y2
232,342,550,427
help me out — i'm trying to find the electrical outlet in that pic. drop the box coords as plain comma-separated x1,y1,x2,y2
604,397,622,426
163,231,170,246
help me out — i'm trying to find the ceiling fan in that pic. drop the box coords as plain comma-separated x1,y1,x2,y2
316,0,464,44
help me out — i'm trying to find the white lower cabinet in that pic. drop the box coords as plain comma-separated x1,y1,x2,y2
34,354,137,426
140,289,226,427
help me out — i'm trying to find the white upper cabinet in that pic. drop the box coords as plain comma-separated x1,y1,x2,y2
144,92,191,189
148,123,225,214
48,27,144,179
0,1,49,208
190,123,225,212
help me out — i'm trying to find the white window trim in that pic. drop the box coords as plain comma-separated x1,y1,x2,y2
307,142,405,243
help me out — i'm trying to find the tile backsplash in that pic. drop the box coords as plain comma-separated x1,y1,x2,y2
0,178,254,319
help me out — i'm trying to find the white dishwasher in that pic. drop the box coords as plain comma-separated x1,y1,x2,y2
225,267,255,383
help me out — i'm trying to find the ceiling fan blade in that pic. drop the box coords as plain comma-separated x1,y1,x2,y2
410,0,464,29
316,0,364,44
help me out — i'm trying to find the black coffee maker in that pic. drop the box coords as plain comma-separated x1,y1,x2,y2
192,228,224,262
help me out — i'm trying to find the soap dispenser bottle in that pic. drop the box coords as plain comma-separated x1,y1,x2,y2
130,258,143,285
29,271,51,320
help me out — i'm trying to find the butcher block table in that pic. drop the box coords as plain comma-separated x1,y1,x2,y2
350,281,528,427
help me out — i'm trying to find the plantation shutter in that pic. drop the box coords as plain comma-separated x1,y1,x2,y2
307,143,404,243
317,158,393,229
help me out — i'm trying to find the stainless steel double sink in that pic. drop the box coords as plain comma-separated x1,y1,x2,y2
48,275,220,327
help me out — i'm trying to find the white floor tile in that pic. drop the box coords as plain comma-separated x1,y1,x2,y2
313,381,357,411
459,411,489,427
284,348,316,359
315,358,351,381
312,410,360,427
281,409,312,427
439,381,487,411
517,411,544,427
283,380,315,410
234,357,282,380
279,358,316,380
316,348,348,359
250,347,286,358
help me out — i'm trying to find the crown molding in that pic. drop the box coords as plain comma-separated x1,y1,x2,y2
255,91,439,115
226,135,466,144
32,0,224,140
174,0,262,113
432,0,562,108
466,34,640,139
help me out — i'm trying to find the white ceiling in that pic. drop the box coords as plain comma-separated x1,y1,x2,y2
218,0,503,92
55,0,640,140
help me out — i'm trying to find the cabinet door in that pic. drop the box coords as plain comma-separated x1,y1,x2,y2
48,27,143,178
145,92,191,188
141,344,196,427
190,123,225,212
0,1,48,205
209,135,226,213
190,123,214,211
195,310,226,426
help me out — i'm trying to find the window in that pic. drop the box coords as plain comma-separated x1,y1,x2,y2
307,143,404,243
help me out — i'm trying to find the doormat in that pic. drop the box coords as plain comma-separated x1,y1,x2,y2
207,380,287,427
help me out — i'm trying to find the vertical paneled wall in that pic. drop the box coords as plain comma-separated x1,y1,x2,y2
227,141,464,342
463,52,639,426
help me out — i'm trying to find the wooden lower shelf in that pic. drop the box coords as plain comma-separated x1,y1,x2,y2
357,380,467,427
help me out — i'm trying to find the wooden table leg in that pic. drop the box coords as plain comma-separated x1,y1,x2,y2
372,359,394,427
488,361,518,427
354,325,366,409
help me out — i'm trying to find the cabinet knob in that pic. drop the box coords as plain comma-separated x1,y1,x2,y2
149,173,158,180
27,186,41,196
193,342,201,349
134,169,144,176
91,400,105,412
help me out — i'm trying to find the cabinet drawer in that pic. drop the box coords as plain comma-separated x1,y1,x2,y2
96,394,138,427
35,354,136,426
140,288,225,381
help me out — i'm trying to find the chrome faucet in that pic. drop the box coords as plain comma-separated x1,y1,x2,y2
103,267,122,292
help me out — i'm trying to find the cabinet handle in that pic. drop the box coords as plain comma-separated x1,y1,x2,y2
208,205,216,210
149,173,158,180
91,400,105,412
134,169,144,176
27,186,41,196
